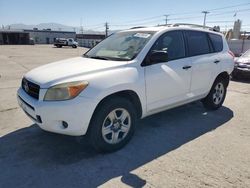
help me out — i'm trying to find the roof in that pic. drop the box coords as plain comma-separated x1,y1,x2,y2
23,29,76,34
76,34,105,39
0,29,29,33
121,24,222,36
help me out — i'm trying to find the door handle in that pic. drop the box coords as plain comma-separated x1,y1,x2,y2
214,59,220,64
182,65,192,70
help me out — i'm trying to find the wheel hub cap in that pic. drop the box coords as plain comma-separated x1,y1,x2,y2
102,108,131,144
212,82,225,105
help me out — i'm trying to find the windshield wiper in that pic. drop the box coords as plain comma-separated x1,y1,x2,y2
83,54,129,61
88,56,110,60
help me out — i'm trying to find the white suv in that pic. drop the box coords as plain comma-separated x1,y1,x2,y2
17,25,234,152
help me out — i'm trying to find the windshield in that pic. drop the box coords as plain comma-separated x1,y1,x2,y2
242,50,250,58
84,31,155,61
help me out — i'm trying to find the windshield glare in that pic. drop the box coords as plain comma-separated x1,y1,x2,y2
84,31,155,61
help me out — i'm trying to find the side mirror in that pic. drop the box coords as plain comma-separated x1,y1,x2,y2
149,50,168,64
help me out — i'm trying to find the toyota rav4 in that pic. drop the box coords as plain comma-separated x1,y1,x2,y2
17,24,234,152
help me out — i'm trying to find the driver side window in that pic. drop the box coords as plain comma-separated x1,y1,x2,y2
152,31,186,61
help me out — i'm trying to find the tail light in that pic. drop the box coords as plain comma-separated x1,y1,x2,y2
228,50,235,58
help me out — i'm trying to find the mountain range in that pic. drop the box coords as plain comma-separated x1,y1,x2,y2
5,23,111,34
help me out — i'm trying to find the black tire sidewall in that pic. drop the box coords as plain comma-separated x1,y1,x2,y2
88,97,136,152
203,78,227,110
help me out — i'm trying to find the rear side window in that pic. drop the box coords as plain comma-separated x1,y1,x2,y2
208,33,223,52
186,31,210,56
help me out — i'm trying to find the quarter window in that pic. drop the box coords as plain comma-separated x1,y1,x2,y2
186,31,210,56
208,33,223,52
151,31,185,61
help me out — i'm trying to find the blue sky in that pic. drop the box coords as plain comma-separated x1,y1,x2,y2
0,0,250,31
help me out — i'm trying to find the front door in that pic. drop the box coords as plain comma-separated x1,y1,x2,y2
145,31,192,112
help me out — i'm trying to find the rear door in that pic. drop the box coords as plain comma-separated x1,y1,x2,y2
185,30,221,96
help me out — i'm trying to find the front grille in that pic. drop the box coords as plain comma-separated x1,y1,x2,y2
238,64,250,69
22,78,40,100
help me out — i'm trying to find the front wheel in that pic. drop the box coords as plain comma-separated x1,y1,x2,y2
88,97,136,152
202,78,227,110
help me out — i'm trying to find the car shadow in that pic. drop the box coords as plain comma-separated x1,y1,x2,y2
231,77,250,84
0,102,233,188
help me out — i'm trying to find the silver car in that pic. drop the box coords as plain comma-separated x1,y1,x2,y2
232,49,250,79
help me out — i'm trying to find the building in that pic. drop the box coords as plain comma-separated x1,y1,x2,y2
76,34,105,48
0,28,76,45
232,19,242,39
0,30,30,44
24,28,76,44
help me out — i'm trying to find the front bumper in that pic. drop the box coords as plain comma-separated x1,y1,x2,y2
17,87,98,136
232,67,250,77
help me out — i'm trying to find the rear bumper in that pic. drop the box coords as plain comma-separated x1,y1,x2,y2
17,87,98,136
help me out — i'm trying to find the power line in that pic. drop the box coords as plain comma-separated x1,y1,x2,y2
110,19,163,27
208,8,250,17
111,4,250,29
111,15,163,25
206,20,235,23
168,2,250,16
207,2,250,11
167,8,250,22
81,3,250,31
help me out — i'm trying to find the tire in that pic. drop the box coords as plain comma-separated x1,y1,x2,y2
202,77,227,110
88,97,136,152
72,45,77,48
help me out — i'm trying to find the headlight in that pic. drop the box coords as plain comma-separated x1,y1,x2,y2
44,81,88,101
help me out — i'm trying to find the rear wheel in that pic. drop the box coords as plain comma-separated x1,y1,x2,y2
88,97,136,152
202,78,227,110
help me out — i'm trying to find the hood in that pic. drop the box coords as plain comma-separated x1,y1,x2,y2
25,57,128,88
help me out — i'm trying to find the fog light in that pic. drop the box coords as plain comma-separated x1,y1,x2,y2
62,121,68,129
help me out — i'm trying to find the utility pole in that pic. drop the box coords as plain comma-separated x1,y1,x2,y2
164,15,170,25
202,11,209,27
105,22,109,37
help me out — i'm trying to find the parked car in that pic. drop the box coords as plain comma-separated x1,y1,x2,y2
54,38,78,48
17,24,234,152
232,49,250,79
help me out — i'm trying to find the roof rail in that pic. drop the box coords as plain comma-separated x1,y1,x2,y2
129,26,147,29
172,23,220,32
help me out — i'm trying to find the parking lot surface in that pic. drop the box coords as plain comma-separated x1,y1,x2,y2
0,45,250,188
